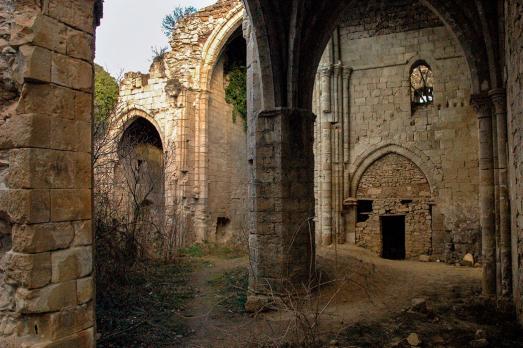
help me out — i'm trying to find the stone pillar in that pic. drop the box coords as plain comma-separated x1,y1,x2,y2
318,66,333,245
343,198,358,244
193,92,210,242
471,94,497,297
489,88,512,302
342,67,353,197
0,0,97,346
248,108,316,296
332,65,342,244
320,66,333,115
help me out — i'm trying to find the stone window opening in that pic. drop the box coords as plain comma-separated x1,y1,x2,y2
410,61,434,108
215,217,232,243
381,215,406,260
357,200,373,223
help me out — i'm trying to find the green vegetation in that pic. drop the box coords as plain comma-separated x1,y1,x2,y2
178,244,205,258
178,242,246,259
151,46,168,62
162,6,197,37
208,267,249,313
225,66,247,128
94,64,119,124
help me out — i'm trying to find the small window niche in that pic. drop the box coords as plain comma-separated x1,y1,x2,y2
410,61,434,110
357,200,373,223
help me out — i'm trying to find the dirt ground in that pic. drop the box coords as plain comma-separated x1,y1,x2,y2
96,244,523,347
176,245,522,348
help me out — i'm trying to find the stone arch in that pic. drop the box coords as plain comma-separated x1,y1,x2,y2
115,107,166,149
351,144,441,197
353,153,433,258
202,6,249,246
355,153,432,199
244,0,497,109
114,116,166,258
119,116,164,152
197,3,245,92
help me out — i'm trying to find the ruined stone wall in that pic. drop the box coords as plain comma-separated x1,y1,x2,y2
114,63,193,246
314,0,480,262
207,55,248,245
355,153,432,258
505,0,523,323
107,0,246,247
0,0,96,346
165,0,241,88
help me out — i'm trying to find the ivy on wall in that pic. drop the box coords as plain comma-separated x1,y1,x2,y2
225,66,247,129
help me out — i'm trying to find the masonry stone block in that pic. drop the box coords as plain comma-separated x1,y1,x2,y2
50,189,91,222
51,53,92,91
5,252,51,289
72,221,92,247
15,46,52,84
51,247,92,283
0,114,52,150
12,223,74,253
17,84,76,119
47,0,96,34
76,277,93,304
16,280,77,314
66,29,93,61
0,190,50,224
7,149,91,190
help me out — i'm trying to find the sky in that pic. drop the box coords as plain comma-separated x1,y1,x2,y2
95,0,215,78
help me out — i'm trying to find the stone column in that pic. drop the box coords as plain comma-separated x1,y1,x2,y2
343,198,358,244
248,108,316,297
489,88,512,302
342,67,353,195
193,92,211,242
471,94,497,297
0,0,97,346
332,64,344,244
342,67,353,244
319,66,333,245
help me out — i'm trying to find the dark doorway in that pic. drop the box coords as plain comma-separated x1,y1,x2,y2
381,215,406,260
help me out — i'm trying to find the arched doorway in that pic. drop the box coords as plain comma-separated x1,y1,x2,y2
354,153,433,259
206,26,249,246
113,117,165,258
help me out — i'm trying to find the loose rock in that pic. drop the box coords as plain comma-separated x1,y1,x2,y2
463,253,474,267
470,338,488,348
419,255,430,262
407,333,421,346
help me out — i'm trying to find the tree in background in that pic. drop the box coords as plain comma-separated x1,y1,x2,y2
94,64,119,124
162,6,197,37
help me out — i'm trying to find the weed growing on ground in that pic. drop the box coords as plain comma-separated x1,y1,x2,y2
208,267,249,313
178,244,205,257
97,260,195,347
179,241,246,259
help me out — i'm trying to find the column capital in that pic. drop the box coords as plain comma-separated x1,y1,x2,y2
343,197,358,207
470,93,491,118
488,88,507,114
258,107,316,121
318,65,333,77
333,63,342,76
342,66,353,79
